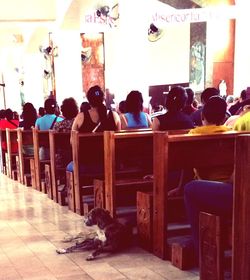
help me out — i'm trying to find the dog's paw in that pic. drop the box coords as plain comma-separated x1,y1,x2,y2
86,254,95,261
56,248,68,254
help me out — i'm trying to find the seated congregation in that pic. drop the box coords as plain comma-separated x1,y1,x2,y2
1,84,250,278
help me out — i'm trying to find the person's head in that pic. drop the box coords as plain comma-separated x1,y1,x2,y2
80,101,91,113
87,85,104,107
13,111,19,120
22,102,37,129
202,96,227,125
44,98,57,114
60,97,79,119
87,85,107,121
226,95,234,105
0,109,5,119
240,89,247,101
5,108,13,121
185,88,195,106
125,90,143,114
38,107,45,117
118,100,126,114
165,86,187,112
200,87,219,105
22,102,37,118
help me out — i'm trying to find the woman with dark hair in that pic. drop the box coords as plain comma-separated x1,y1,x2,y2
19,102,37,129
120,90,152,129
54,97,79,132
72,85,121,132
152,86,194,131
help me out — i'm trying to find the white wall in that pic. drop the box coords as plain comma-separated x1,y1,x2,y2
104,0,190,104
234,2,250,96
54,30,83,108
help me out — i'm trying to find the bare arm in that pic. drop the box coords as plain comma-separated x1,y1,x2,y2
152,117,160,131
112,111,121,131
70,112,84,144
145,113,152,128
120,114,128,130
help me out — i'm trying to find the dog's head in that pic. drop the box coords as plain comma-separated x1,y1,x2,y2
84,208,113,229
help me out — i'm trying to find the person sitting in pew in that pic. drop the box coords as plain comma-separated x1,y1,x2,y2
169,96,232,198
19,102,37,130
184,180,233,258
53,97,79,133
0,108,19,153
35,98,63,131
19,102,37,156
35,98,63,160
67,85,121,173
182,96,234,257
72,85,121,133
190,87,219,126
120,90,152,129
53,97,79,168
152,86,194,131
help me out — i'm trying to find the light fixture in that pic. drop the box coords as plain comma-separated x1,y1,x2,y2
148,23,164,42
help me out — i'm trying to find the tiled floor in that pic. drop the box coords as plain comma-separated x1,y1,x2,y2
0,174,199,280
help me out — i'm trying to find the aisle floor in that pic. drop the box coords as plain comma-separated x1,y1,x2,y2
0,174,199,280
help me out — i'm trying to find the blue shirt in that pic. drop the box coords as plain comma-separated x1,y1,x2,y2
125,112,149,128
35,114,63,130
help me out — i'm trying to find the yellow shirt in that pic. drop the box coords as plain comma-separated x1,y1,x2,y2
188,125,233,183
189,124,231,135
234,111,250,131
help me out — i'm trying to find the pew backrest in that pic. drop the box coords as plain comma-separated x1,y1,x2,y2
153,130,246,259
49,130,71,202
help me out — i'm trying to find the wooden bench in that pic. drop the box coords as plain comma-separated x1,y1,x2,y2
0,129,7,174
152,131,244,262
16,128,33,185
6,128,18,180
103,130,154,218
49,130,71,203
32,128,50,192
70,131,104,215
199,134,250,280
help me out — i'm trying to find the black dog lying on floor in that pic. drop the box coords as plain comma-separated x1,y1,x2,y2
56,208,132,260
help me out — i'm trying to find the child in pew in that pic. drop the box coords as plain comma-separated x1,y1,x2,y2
168,95,233,197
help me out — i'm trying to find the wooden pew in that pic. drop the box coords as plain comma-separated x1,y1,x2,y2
71,131,104,215
152,131,243,261
49,130,71,202
199,134,250,280
103,130,154,218
16,128,33,185
6,128,18,180
0,129,7,174
103,129,190,218
70,128,189,216
32,128,50,192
